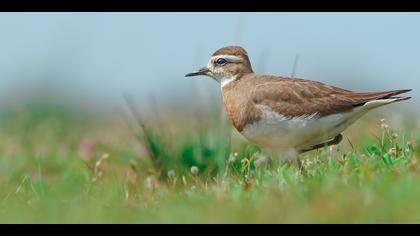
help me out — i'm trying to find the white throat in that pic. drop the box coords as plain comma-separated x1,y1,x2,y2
219,75,237,88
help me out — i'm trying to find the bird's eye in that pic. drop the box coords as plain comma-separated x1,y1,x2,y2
216,58,228,65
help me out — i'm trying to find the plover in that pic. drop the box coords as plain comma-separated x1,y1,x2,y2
186,46,411,161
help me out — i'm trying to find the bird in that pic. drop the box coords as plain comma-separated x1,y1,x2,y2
185,46,411,164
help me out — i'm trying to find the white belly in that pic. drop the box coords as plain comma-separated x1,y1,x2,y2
240,103,378,151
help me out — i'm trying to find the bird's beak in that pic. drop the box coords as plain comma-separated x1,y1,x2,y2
185,67,210,77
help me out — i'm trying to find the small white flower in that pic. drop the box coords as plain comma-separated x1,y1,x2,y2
303,159,313,168
146,176,154,189
388,148,396,156
146,176,159,191
95,161,101,168
168,170,176,179
228,153,236,164
191,166,199,176
381,123,389,130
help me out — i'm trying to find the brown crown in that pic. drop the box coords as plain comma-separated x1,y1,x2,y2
212,46,249,57
211,46,253,73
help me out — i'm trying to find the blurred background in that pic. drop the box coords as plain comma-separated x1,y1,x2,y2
1,13,420,223
0,12,418,113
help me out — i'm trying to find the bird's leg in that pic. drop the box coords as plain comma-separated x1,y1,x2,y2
300,134,343,154
285,148,303,170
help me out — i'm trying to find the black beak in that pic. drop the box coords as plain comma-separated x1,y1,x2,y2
185,67,210,77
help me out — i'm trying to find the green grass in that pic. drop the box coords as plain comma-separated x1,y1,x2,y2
0,103,419,223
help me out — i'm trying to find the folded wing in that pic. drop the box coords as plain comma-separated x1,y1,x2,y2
251,76,411,118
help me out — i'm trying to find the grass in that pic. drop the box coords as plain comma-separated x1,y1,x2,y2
0,102,419,224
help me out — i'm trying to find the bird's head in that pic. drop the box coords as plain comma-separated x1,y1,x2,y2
185,46,254,86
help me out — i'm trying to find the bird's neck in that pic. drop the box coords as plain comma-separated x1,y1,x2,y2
219,72,252,89
219,75,237,88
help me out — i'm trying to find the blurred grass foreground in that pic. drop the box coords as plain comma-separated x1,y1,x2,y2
1,12,420,224
0,98,419,224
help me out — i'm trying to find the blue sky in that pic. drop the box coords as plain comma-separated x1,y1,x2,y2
0,13,418,109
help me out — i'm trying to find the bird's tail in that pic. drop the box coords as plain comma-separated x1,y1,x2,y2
348,89,411,108
359,89,411,110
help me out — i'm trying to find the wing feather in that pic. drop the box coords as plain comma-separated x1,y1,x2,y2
250,76,411,117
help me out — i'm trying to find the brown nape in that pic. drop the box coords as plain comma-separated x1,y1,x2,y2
226,61,253,76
